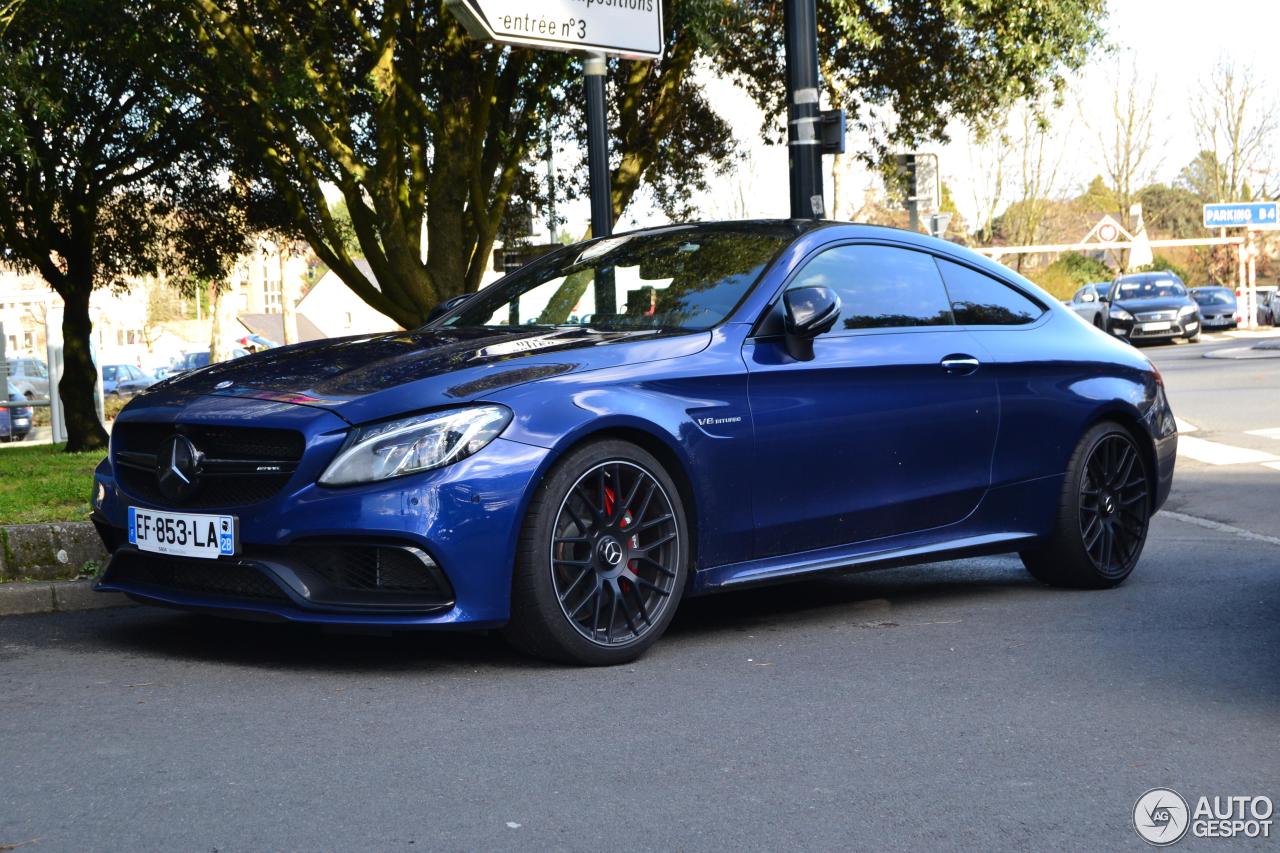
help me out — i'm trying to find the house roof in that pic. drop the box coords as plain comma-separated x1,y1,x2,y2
236,312,326,343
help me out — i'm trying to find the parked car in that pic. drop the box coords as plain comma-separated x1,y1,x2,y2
169,348,250,376
0,380,33,442
1257,288,1279,326
102,364,156,398
92,221,1177,665
1102,272,1201,344
1067,282,1109,328
4,357,49,401
1189,286,1238,330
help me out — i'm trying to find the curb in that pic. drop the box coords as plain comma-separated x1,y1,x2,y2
0,578,132,617
1,521,108,582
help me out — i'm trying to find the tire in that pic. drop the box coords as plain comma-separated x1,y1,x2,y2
502,439,690,665
1021,422,1151,589
1186,330,1201,343
1093,315,1105,330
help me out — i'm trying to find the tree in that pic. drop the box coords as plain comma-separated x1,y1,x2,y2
1080,175,1118,215
179,0,1106,328
1190,60,1277,202
1093,57,1159,231
178,0,736,330
0,0,248,451
997,100,1067,270
729,1,1105,162
967,122,1013,245
1137,183,1203,238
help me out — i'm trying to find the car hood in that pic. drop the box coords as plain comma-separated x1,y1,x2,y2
1113,296,1195,314
134,326,711,424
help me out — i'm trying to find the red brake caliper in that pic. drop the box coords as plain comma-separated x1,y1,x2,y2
604,485,640,577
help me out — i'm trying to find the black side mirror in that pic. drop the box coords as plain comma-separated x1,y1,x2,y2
426,293,473,325
782,286,841,360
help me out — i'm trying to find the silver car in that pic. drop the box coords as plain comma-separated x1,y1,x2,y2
4,358,50,401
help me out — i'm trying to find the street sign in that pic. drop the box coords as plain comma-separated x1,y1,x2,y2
913,154,939,215
1203,201,1280,229
446,0,664,59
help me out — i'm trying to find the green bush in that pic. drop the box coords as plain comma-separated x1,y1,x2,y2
1031,252,1111,300
1136,254,1190,281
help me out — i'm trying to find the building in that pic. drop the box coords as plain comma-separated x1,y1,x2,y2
296,259,403,339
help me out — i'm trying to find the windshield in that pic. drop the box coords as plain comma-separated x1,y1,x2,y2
440,224,794,332
1192,289,1234,305
1113,278,1187,300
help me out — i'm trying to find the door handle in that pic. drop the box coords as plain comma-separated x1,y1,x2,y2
940,355,980,374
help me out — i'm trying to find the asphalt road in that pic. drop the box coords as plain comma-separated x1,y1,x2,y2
2,334,1278,851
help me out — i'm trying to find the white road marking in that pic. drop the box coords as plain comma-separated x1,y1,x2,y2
1175,418,1199,434
1245,427,1280,440
1264,462,1280,472
1161,510,1280,547
1176,435,1279,466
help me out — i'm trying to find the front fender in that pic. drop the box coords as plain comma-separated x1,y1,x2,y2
489,328,757,569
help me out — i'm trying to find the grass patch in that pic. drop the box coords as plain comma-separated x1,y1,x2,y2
0,443,103,525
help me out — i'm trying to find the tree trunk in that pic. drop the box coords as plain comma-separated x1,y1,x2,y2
59,285,108,452
209,280,231,362
831,151,848,220
280,247,299,345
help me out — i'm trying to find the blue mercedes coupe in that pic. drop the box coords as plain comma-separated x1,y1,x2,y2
92,221,1178,664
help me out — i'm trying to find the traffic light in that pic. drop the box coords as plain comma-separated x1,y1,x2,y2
893,153,919,202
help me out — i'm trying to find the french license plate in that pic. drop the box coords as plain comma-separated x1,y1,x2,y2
128,507,238,559
1141,321,1172,332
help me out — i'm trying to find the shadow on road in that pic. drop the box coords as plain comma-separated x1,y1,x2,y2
74,556,1039,672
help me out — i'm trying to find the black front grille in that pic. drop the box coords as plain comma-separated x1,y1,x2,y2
105,551,290,602
113,422,304,508
102,541,455,613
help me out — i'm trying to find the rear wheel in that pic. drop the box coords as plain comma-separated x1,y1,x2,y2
503,439,689,665
1021,422,1151,589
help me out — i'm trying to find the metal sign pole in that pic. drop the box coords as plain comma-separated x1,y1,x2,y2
584,53,612,238
784,0,822,219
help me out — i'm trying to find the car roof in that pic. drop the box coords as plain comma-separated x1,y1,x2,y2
1117,272,1181,282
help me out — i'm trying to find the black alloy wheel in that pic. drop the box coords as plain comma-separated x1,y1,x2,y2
504,439,689,665
1077,432,1150,579
1022,422,1151,589
550,461,681,646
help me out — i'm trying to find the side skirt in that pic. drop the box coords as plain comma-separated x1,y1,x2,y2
695,531,1038,593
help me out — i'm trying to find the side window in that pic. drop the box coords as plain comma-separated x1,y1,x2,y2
936,259,1045,326
788,245,954,333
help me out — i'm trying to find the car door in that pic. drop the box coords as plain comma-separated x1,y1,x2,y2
743,243,999,558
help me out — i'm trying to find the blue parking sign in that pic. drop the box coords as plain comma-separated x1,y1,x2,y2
1203,202,1280,228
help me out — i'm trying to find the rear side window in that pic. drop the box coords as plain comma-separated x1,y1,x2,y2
788,244,954,332
937,259,1044,325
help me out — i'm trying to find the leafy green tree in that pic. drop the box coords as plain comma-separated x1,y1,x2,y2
1137,183,1204,238
1080,175,1118,216
178,0,735,329
178,0,1106,328
725,0,1106,158
0,0,248,451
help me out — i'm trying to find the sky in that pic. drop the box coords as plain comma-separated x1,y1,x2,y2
559,0,1280,239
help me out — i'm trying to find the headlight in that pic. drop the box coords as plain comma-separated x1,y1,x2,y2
1110,307,1133,322
319,405,512,486
1178,305,1198,317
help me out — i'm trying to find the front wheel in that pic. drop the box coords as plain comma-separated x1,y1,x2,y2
1021,422,1151,589
503,439,689,665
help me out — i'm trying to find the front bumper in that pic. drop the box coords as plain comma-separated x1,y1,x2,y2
1200,313,1236,329
92,428,551,628
1110,315,1200,341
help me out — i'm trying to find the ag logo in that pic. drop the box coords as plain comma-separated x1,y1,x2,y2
1134,788,1190,846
